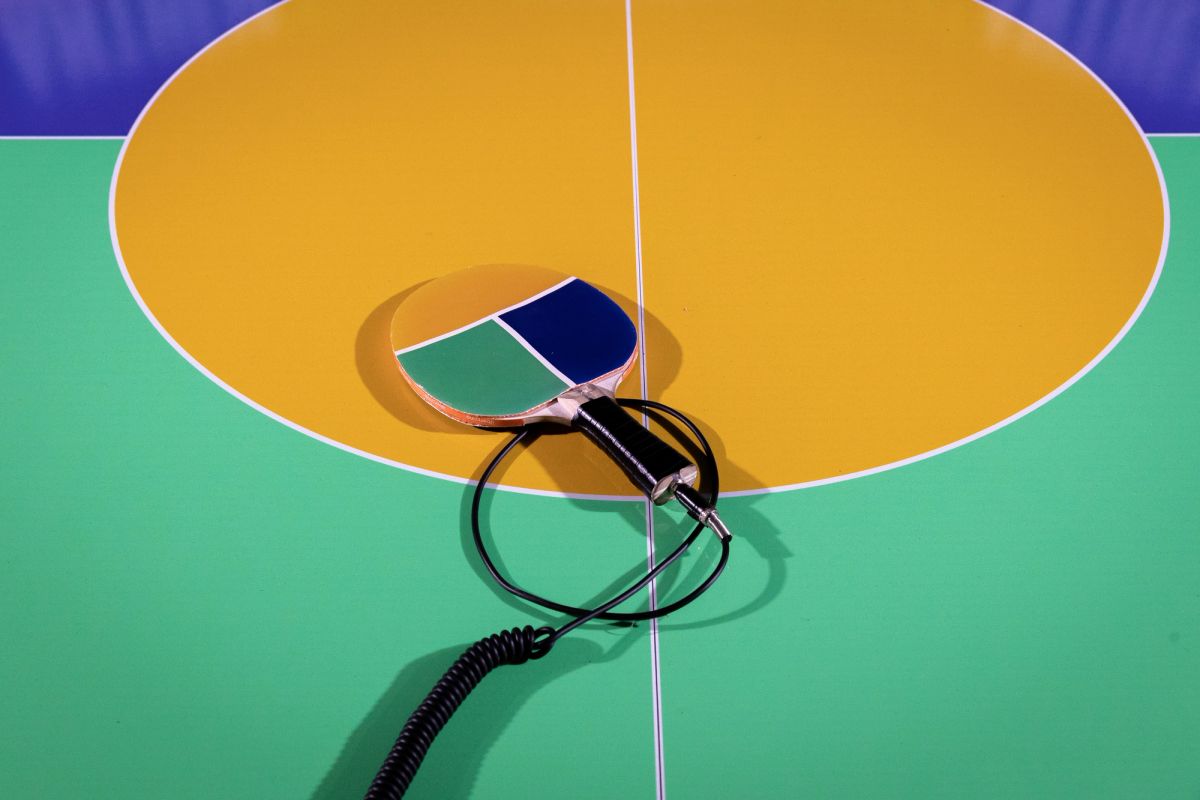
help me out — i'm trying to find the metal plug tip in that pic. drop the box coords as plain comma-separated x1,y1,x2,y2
706,510,732,542
673,484,731,540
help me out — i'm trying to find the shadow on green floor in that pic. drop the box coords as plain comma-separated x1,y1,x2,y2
309,631,637,799
461,429,791,633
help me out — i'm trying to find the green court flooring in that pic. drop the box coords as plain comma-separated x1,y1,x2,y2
3,138,1198,798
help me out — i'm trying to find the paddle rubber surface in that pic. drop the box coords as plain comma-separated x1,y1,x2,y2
393,274,637,419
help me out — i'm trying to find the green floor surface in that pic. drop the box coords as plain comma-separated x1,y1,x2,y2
3,138,1197,799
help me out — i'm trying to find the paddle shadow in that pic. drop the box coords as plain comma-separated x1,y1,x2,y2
467,422,791,634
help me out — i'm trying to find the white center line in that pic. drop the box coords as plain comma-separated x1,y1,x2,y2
624,2,667,798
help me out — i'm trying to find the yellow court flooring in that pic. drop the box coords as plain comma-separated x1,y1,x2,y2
112,0,1164,495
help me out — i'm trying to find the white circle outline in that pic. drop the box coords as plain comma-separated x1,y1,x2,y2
107,0,1172,502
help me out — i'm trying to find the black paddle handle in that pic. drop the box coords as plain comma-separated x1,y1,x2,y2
572,395,695,502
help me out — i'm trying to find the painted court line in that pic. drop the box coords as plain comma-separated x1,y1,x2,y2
622,1,668,798
106,0,608,505
107,0,1171,517
619,4,1172,797
392,275,577,355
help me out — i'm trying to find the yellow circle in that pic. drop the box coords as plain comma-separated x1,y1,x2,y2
113,0,1165,496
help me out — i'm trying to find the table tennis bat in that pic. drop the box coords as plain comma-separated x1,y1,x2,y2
368,263,732,797
390,263,728,535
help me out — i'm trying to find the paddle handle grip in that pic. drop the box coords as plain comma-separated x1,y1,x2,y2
572,395,695,503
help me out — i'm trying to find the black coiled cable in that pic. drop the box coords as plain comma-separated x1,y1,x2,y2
364,626,553,799
366,398,729,798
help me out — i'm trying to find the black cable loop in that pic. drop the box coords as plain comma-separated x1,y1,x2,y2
366,397,729,798
471,397,728,629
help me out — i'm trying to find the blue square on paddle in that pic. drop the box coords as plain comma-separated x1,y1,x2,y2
499,278,638,386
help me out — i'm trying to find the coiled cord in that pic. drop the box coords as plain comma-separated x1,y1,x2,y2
366,398,729,798
364,625,553,799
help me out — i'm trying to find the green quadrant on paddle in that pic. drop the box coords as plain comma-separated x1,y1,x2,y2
398,319,568,416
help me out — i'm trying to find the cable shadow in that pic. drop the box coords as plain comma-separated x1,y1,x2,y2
656,494,791,632
604,405,792,629
460,433,655,627
309,630,642,799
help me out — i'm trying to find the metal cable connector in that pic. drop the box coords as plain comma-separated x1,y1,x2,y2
673,484,733,541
